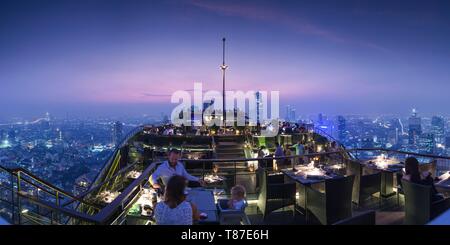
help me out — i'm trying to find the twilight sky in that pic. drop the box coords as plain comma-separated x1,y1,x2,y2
1,0,450,119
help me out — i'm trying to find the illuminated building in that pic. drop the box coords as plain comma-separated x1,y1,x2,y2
337,115,347,143
408,109,422,145
112,121,123,147
431,116,445,144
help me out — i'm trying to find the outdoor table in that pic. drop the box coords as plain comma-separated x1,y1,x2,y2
282,163,343,185
435,172,450,194
428,207,450,225
186,188,219,224
362,160,404,197
281,166,343,222
126,188,156,225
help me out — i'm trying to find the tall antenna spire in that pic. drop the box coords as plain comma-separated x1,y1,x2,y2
220,37,228,127
222,37,226,66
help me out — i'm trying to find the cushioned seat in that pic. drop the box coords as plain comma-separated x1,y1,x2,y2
346,160,382,207
256,169,296,220
402,179,450,225
306,175,355,225
217,199,250,225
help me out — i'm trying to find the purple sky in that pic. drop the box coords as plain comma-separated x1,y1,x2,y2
1,0,450,119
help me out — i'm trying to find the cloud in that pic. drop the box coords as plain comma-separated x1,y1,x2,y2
141,88,197,98
188,0,390,53
141,93,172,97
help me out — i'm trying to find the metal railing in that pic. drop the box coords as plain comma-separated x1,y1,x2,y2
0,164,103,225
2,121,450,225
88,125,145,193
2,147,450,225
313,127,342,146
0,160,159,225
346,148,450,160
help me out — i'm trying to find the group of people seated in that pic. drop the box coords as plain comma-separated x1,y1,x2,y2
279,122,309,134
145,122,313,138
257,139,342,169
149,148,246,225
148,142,449,225
144,124,186,136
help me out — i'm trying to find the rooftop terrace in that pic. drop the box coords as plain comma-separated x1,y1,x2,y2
1,124,449,225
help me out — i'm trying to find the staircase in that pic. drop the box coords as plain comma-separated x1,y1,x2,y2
213,136,247,171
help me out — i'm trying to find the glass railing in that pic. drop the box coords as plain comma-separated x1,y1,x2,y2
0,166,15,224
88,126,145,193
2,148,450,225
2,123,450,225
0,165,102,225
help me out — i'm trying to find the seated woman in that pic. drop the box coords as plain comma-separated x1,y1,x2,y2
402,157,443,202
154,175,200,225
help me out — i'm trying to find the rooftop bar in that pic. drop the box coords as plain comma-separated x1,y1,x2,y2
1,124,450,225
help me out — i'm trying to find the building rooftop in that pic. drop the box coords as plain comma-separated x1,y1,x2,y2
1,124,450,225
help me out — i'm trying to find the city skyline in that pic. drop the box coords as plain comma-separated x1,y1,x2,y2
3,0,450,229
1,0,450,119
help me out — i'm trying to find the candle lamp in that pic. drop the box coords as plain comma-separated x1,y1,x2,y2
248,163,255,172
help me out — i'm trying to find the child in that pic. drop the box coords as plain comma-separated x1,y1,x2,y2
227,185,246,210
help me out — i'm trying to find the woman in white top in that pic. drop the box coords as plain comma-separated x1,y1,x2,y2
154,175,200,225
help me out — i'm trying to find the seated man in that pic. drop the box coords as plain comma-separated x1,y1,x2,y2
150,148,204,190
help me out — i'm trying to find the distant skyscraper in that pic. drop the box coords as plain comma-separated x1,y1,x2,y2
318,113,324,125
285,105,291,121
431,116,445,144
389,118,402,145
112,121,123,147
408,109,422,145
255,91,263,125
290,108,296,123
337,115,347,143
284,105,297,122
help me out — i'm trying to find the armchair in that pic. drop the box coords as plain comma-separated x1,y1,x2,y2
306,175,354,225
256,169,296,220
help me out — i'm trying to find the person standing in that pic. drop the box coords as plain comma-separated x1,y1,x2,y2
283,144,293,166
293,141,305,164
274,142,284,169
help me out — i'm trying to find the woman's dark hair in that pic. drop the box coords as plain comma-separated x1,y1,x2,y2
405,157,421,183
164,175,187,208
